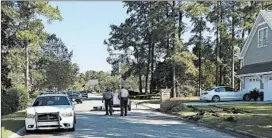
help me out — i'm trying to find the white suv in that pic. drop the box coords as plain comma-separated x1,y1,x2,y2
25,93,76,132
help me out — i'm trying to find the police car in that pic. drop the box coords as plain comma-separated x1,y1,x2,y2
25,92,76,132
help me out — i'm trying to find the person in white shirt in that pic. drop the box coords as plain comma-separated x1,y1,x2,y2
118,86,129,116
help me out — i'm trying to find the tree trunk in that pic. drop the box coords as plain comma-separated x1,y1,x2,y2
219,1,223,86
198,17,203,96
138,74,143,94
215,1,220,86
135,47,143,94
178,11,182,39
150,42,155,94
145,32,151,96
231,6,235,89
171,1,176,98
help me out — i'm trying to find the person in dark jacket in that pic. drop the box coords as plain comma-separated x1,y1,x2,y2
102,87,114,115
118,86,129,116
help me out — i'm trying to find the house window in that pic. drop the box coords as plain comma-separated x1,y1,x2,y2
258,27,268,48
269,77,272,80
260,81,264,89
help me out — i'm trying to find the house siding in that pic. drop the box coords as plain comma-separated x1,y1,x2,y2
244,23,272,65
260,16,265,23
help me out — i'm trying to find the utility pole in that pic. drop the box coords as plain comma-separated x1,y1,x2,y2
25,39,29,99
118,57,122,89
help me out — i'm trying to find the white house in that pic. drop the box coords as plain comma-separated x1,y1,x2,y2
238,10,272,101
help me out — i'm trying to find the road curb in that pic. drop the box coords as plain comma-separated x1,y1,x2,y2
8,127,25,138
139,103,266,138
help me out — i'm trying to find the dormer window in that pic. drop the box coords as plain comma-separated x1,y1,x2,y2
258,27,268,48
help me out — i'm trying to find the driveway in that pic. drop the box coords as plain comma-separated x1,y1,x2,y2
182,101,272,106
137,100,272,108
16,96,237,138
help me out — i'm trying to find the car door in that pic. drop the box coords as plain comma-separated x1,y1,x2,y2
215,87,228,101
224,87,237,101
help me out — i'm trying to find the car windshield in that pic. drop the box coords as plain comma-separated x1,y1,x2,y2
33,96,70,106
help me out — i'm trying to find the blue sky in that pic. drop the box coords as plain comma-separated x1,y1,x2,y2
43,2,128,73
43,2,211,73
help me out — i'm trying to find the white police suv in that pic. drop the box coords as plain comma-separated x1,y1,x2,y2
25,93,76,132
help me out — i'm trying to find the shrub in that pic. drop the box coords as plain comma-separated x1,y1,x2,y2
1,90,12,115
30,90,39,99
160,100,185,113
1,85,28,115
170,104,186,113
259,91,264,101
250,89,260,101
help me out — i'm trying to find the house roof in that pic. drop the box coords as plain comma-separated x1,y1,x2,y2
261,10,272,26
240,10,272,58
236,61,272,75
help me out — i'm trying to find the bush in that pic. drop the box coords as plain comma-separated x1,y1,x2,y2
160,100,185,113
30,90,39,99
1,91,12,115
259,91,264,101
1,85,28,115
250,89,260,101
170,104,186,113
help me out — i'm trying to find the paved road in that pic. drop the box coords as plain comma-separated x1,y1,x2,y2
18,96,236,138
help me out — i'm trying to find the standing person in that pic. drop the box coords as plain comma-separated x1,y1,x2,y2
119,86,129,116
102,87,114,115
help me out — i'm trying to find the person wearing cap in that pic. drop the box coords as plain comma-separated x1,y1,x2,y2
102,87,114,115
118,86,129,116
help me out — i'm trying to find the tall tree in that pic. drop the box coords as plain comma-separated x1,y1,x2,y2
1,1,62,96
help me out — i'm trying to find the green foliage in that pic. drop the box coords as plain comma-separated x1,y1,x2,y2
1,1,62,92
45,61,79,91
1,84,28,115
250,89,260,101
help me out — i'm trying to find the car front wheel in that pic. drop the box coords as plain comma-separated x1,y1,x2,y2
212,95,220,102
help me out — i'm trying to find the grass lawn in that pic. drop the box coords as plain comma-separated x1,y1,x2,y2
1,110,26,138
178,103,272,138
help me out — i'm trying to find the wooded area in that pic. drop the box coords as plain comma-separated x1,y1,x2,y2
105,1,272,97
2,1,272,101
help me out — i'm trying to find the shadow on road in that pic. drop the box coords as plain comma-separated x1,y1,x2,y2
70,111,233,138
21,110,234,138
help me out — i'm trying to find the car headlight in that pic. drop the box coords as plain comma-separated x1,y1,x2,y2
62,112,73,117
26,113,35,118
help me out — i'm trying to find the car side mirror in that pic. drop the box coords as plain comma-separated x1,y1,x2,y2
27,102,32,107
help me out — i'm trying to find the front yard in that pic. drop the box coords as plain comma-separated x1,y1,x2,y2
176,103,272,138
1,110,26,138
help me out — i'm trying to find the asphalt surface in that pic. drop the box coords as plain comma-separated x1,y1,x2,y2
18,96,236,138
